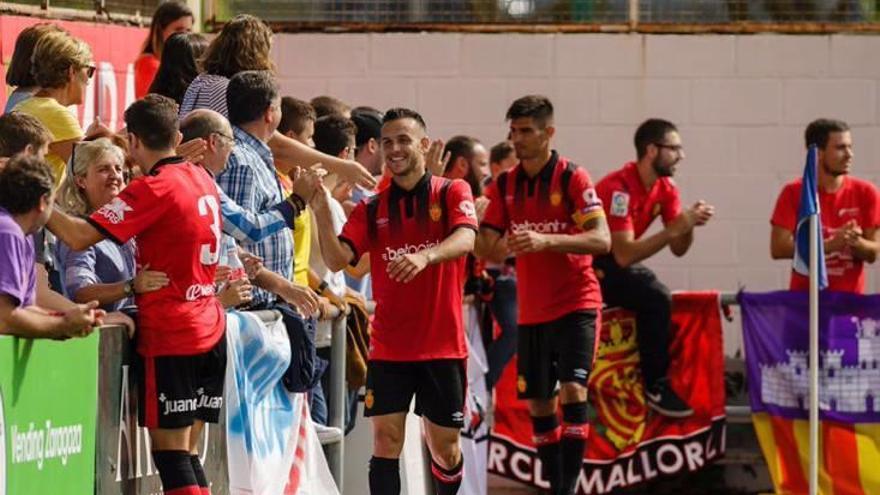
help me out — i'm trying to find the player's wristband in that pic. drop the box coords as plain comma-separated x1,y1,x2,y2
317,280,329,295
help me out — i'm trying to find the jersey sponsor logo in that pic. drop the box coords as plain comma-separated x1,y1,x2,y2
159,391,222,416
376,217,389,228
96,197,133,224
510,219,568,234
550,191,562,206
381,240,441,262
838,207,860,217
610,191,629,217
185,283,216,301
458,200,477,219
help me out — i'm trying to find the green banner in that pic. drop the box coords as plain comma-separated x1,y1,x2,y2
0,333,99,494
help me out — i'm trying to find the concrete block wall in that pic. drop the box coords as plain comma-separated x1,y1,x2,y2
273,32,880,294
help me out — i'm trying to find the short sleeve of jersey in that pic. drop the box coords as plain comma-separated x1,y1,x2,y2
661,181,683,225
339,200,370,263
771,183,798,231
445,179,479,233
0,233,27,307
597,177,634,233
481,179,508,233
569,167,605,228
88,177,167,244
862,182,880,229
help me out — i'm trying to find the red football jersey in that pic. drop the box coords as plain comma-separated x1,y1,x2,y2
481,152,605,325
595,161,682,238
340,173,477,361
771,175,880,294
89,157,225,356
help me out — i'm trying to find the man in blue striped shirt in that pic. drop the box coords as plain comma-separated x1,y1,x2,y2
181,109,310,245
216,70,322,393
216,73,295,307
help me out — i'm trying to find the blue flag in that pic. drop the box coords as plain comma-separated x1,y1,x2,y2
792,145,828,289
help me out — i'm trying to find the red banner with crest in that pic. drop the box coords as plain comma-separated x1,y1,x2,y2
488,292,726,494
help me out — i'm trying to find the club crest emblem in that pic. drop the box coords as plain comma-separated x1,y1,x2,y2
589,312,648,451
429,203,442,222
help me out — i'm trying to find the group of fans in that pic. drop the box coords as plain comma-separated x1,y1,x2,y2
0,4,878,495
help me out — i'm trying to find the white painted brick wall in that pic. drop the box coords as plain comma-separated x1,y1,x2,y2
783,79,876,125
691,79,782,125
273,32,880,293
646,35,736,77
369,33,460,76
461,34,554,77
598,79,690,125
735,36,830,77
276,34,368,78
831,35,880,78
555,34,644,78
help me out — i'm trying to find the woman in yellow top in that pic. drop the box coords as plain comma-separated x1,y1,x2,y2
14,30,93,188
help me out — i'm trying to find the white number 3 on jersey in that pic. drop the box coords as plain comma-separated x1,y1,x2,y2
198,195,221,265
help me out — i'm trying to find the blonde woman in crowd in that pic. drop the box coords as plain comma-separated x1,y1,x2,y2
3,22,65,113
55,138,168,313
13,30,107,187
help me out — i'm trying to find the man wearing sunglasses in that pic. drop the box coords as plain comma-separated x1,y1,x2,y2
594,118,714,419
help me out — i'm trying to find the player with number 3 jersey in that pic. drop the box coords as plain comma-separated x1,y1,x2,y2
88,156,225,357
46,95,225,495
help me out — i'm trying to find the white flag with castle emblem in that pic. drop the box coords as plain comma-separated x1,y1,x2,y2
225,311,337,495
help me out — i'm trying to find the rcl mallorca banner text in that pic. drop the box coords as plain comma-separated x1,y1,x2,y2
1,16,146,131
489,292,726,494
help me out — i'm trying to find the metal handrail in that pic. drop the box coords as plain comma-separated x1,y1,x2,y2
326,309,346,492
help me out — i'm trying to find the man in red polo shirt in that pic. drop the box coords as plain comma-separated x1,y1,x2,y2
594,118,714,420
46,95,225,495
310,107,477,495
771,118,880,293
477,95,611,495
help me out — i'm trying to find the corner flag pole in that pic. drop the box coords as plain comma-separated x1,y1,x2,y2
808,196,819,495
